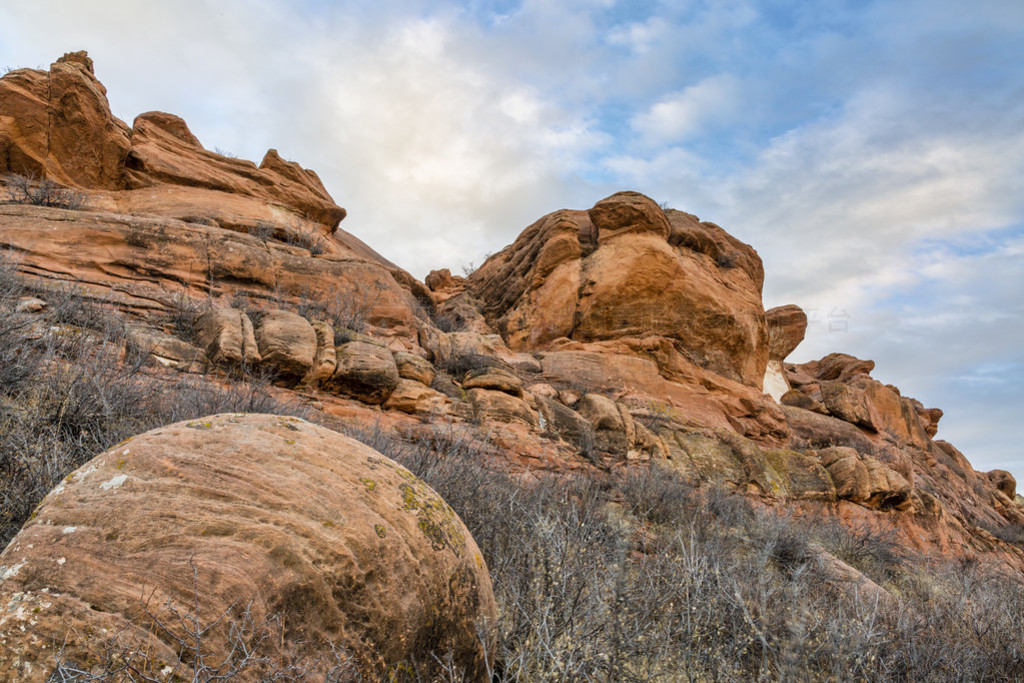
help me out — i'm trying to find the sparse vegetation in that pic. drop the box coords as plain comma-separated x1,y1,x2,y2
0,257,305,550
716,250,739,268
2,172,88,210
341,422,1024,682
0,257,1021,680
248,220,276,242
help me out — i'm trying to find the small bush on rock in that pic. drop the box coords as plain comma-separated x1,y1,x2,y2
2,173,87,210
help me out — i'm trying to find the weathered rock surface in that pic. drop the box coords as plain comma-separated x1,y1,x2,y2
330,341,400,404
468,388,536,427
395,351,436,386
817,446,912,509
126,324,207,372
0,52,342,233
194,307,261,366
255,309,317,381
462,366,524,396
989,470,1017,499
126,111,345,231
766,304,808,361
468,192,769,387
384,379,451,415
0,51,130,189
0,414,496,680
304,319,338,386
0,52,431,347
820,380,878,430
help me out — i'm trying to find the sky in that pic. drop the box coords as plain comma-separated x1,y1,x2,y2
1,0,1022,481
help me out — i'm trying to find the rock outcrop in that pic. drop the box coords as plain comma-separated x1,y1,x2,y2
0,414,496,680
763,304,807,401
1,50,1022,622
467,192,769,388
0,52,342,233
0,51,432,348
0,51,130,190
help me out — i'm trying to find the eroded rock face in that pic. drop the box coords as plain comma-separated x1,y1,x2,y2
126,111,345,231
468,192,769,387
0,52,432,352
0,52,344,233
0,51,131,189
256,309,317,380
0,414,496,680
766,305,807,361
195,307,261,366
330,341,400,404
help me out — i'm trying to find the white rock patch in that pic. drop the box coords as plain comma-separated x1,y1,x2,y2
762,359,791,403
99,475,128,491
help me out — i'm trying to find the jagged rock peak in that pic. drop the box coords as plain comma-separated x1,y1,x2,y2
0,50,345,231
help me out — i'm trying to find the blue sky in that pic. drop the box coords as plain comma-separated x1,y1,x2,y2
2,0,1022,481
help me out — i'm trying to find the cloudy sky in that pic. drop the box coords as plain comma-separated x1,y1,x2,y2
2,0,1022,480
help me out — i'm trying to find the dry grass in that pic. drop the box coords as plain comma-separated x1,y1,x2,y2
345,422,1024,682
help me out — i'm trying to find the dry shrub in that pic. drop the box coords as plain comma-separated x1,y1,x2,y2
3,173,87,210
0,262,306,549
344,419,1024,681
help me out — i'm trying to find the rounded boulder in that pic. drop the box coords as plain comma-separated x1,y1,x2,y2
0,413,496,680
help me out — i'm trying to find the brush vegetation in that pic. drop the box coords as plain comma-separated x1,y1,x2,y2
1,257,1022,681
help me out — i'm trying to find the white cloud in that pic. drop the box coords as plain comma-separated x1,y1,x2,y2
631,75,740,145
606,16,672,55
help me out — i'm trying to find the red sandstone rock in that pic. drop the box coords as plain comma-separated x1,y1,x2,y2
0,414,496,680
0,51,131,189
194,307,262,366
255,309,317,381
766,304,807,361
467,192,768,387
329,341,400,404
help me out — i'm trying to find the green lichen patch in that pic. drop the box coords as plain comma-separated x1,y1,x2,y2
397,479,466,557
375,524,387,538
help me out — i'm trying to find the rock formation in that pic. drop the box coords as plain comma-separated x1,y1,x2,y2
466,192,768,388
0,51,431,349
1,52,1023,677
0,414,496,680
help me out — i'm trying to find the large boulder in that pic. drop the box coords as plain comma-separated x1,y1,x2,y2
125,324,207,372
817,446,912,509
819,380,878,431
384,379,451,415
394,351,436,386
194,307,262,366
468,192,769,387
766,304,807,361
462,366,524,396
989,470,1017,499
329,341,400,404
0,414,496,680
255,309,317,381
468,388,536,427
